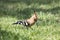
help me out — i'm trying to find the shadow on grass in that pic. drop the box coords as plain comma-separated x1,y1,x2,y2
0,0,60,20
0,27,32,40
0,0,52,5
0,0,60,5
0,7,33,19
0,27,19,40
36,7,60,14
0,6,60,19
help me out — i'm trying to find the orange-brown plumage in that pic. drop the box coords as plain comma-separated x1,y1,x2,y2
26,10,38,26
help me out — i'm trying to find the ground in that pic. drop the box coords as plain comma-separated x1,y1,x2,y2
0,0,60,40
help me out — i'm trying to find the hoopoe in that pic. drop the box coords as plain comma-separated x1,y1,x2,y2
13,10,38,27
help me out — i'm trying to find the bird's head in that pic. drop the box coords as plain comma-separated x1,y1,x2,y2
30,10,38,21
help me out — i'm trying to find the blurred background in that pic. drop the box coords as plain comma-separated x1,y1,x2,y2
0,0,60,40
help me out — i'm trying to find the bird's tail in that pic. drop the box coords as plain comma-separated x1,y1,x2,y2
12,21,23,25
12,22,18,25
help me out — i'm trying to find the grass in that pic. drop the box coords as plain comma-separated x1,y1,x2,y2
0,0,60,40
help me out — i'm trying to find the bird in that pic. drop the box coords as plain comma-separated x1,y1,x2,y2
13,10,38,27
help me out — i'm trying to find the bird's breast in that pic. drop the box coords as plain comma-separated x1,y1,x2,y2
27,19,35,25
